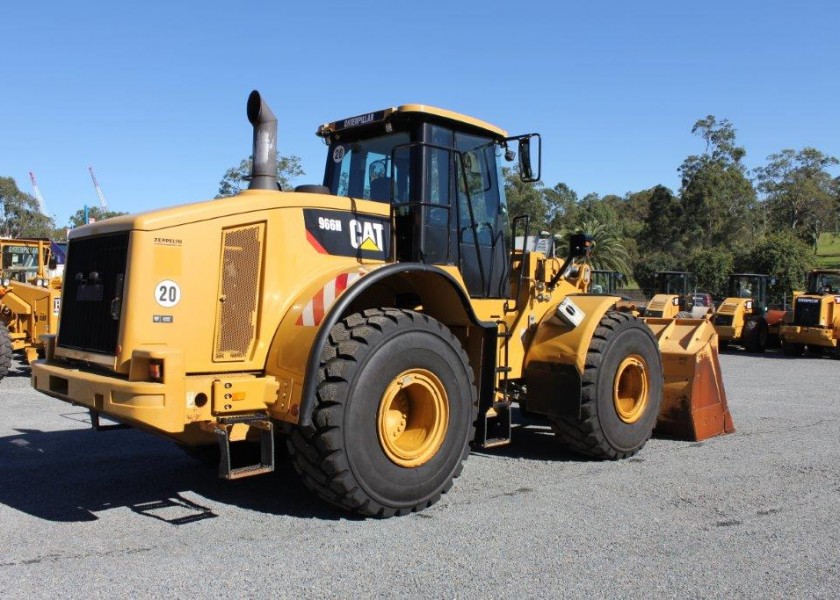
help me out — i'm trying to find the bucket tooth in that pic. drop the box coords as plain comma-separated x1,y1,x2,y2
644,318,735,441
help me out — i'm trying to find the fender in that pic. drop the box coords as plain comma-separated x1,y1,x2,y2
523,295,622,421
265,262,495,427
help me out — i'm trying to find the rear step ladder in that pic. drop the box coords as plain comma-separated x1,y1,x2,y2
202,417,274,480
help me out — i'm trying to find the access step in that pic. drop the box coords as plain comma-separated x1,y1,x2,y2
201,417,274,480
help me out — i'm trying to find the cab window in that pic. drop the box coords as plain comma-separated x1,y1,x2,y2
325,132,410,202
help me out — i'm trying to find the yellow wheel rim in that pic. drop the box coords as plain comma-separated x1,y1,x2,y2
377,368,449,468
613,354,649,424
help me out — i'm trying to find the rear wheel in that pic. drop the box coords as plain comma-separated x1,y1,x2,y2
287,308,477,517
551,311,663,460
0,322,12,381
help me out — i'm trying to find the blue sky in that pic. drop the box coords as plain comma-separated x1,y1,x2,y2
2,1,838,227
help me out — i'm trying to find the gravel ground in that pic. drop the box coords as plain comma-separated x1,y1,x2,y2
1,350,838,598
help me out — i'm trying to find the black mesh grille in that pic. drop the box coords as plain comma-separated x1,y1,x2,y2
58,233,130,355
794,298,821,327
714,314,733,326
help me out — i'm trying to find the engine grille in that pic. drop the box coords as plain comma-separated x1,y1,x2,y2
58,232,130,355
713,314,733,326
213,224,264,361
794,298,821,327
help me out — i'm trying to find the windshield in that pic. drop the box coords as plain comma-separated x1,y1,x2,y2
807,272,840,294
655,272,689,294
2,245,41,281
325,132,410,202
730,275,760,298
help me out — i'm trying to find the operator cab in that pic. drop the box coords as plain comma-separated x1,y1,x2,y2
807,270,840,295
728,273,772,312
317,105,540,299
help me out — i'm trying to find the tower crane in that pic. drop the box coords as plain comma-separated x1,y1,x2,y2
28,171,49,215
88,166,109,211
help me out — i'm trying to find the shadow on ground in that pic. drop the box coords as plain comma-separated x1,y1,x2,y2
0,412,343,524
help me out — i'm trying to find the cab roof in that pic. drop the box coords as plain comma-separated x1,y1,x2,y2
317,104,507,140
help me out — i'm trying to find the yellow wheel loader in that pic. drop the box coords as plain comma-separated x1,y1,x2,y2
779,269,840,356
643,271,709,319
0,239,63,379
29,92,732,517
712,273,785,352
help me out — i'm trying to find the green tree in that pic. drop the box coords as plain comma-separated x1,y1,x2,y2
739,232,817,306
686,247,734,298
0,176,56,238
633,250,680,295
543,182,578,232
638,185,683,255
503,167,548,232
678,116,758,251
68,207,129,228
217,154,305,197
754,148,840,250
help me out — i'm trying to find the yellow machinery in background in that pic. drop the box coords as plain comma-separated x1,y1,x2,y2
779,269,840,356
29,92,732,517
712,273,786,352
0,239,63,379
643,271,714,319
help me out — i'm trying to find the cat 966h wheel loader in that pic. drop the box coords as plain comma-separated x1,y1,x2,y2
30,92,733,517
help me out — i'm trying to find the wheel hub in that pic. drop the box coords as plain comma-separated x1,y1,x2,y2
613,354,649,424
378,368,449,467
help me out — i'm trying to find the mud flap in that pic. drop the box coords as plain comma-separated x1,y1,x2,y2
643,318,735,441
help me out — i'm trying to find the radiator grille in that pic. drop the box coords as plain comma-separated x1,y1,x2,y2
794,298,821,327
713,314,733,326
58,232,130,355
214,224,264,361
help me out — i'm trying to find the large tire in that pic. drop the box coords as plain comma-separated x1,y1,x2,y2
744,318,768,353
551,311,663,460
287,308,478,517
0,322,12,381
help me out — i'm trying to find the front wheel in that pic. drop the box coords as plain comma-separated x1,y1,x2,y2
551,311,663,460
0,322,12,381
287,308,477,517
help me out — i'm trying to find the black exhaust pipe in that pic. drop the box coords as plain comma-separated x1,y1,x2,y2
246,90,278,191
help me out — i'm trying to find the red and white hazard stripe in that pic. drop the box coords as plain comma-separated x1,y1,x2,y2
297,272,363,326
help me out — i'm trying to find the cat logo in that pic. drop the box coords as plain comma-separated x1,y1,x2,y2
350,219,384,252
303,208,390,260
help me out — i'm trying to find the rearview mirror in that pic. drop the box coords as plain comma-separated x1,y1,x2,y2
506,133,542,183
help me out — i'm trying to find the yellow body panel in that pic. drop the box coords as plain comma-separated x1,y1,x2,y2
780,294,840,348
524,295,622,375
713,297,754,341
645,294,681,319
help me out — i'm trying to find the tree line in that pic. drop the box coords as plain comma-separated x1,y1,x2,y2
0,176,126,239
504,115,840,304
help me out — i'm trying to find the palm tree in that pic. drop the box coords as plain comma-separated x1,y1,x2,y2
561,218,631,276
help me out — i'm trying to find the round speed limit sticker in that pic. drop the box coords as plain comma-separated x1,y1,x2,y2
155,280,181,308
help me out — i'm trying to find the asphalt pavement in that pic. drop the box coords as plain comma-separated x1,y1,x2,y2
1,349,838,598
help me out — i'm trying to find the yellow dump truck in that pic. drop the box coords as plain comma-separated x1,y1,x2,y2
30,92,732,517
779,269,840,356
0,239,63,379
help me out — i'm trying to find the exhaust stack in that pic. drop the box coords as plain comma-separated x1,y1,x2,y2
246,90,278,191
